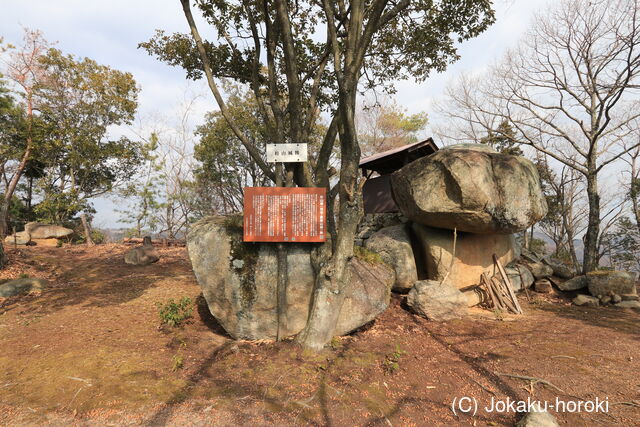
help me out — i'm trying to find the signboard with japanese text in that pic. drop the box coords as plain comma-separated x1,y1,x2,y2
243,187,326,242
266,143,308,163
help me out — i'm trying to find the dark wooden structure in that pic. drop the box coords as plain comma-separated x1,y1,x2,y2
359,138,438,214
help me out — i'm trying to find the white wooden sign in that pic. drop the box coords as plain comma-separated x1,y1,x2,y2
266,143,308,163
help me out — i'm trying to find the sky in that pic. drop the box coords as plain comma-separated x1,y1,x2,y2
0,0,555,228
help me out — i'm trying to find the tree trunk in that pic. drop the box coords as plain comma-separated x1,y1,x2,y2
582,172,600,273
80,213,95,246
0,241,6,269
296,85,362,350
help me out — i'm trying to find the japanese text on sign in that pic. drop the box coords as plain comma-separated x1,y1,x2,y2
243,187,326,242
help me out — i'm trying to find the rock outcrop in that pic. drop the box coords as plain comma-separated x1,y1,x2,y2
406,280,468,321
124,236,159,266
187,216,394,340
586,271,637,297
411,223,518,288
391,146,547,234
25,222,73,239
364,225,417,292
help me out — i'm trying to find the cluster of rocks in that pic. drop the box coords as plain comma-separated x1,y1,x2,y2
364,144,548,320
4,222,73,246
569,271,640,309
186,143,551,339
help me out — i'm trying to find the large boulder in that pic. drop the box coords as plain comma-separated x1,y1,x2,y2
587,271,637,297
406,280,468,321
542,256,575,279
390,147,547,233
24,222,72,239
411,223,519,289
187,216,394,340
364,224,417,292
0,278,47,298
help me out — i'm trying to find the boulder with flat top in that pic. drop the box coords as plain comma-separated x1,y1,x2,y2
390,145,547,234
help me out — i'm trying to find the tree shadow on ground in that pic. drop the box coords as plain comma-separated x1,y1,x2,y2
0,246,196,316
535,300,640,340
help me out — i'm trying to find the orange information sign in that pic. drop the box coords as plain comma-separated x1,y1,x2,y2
243,187,326,242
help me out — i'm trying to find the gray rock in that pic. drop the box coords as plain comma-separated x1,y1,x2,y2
516,403,559,427
0,278,47,297
534,279,552,293
573,294,600,307
520,248,542,264
542,257,574,279
25,222,73,239
124,236,159,265
232,259,245,269
504,265,534,292
557,275,588,291
390,148,547,233
600,295,612,305
611,294,622,304
614,300,640,309
587,271,637,297
365,224,417,292
406,280,468,321
526,262,554,280
187,216,394,340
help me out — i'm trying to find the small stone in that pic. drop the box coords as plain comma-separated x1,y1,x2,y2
573,294,599,307
611,294,622,304
534,279,552,293
516,403,559,427
232,259,245,269
600,295,612,305
614,300,640,309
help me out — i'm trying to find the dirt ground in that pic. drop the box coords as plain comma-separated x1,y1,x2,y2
0,245,639,426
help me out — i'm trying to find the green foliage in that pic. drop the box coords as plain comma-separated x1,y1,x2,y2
33,47,141,229
19,273,29,279
353,245,385,265
479,121,523,156
117,134,164,236
157,297,194,327
382,344,406,375
172,354,184,371
193,86,271,214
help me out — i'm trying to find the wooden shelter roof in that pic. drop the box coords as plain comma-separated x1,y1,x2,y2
358,138,439,175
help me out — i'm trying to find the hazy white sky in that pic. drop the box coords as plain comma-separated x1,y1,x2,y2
1,0,555,228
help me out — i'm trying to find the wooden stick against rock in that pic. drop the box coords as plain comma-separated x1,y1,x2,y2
493,255,523,314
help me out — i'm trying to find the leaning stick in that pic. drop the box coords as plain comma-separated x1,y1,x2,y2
494,255,523,314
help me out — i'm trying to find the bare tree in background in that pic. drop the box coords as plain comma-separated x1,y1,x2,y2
438,0,640,273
